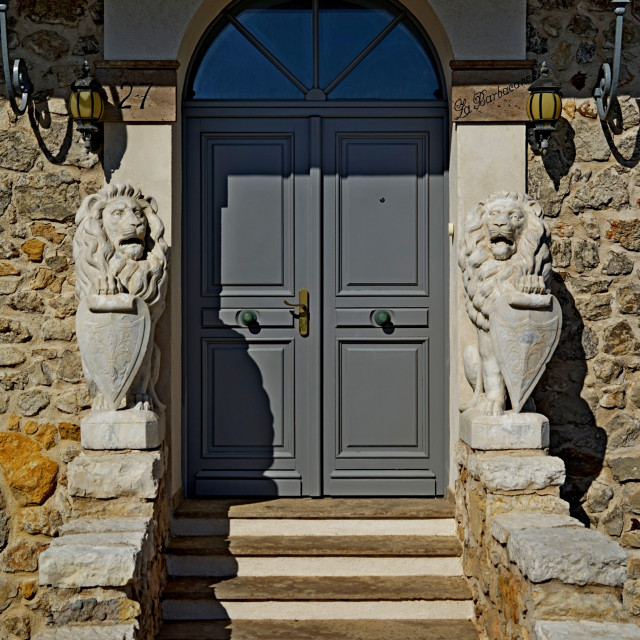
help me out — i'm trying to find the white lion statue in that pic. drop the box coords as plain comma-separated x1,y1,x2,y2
458,192,553,415
74,184,169,411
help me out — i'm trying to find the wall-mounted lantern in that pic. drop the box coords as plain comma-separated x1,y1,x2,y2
69,62,104,153
0,2,33,115
594,0,630,121
526,63,562,156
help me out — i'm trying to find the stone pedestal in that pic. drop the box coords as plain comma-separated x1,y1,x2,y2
459,409,549,450
81,409,163,450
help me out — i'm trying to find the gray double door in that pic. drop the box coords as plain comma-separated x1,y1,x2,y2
184,112,447,498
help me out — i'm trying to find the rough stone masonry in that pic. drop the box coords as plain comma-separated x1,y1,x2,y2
527,0,640,617
0,1,105,637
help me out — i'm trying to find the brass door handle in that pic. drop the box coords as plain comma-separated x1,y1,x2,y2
283,289,309,337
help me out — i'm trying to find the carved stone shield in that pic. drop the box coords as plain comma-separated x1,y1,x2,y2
490,294,562,412
76,295,151,410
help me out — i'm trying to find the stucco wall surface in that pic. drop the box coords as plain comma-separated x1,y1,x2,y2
104,0,526,62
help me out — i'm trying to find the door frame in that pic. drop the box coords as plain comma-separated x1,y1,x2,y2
181,104,450,498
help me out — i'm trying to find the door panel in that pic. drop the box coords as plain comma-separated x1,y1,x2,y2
185,117,319,497
339,138,425,291
338,342,426,451
323,117,446,496
208,139,292,289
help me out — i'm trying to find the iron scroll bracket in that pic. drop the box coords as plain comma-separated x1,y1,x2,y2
594,0,631,122
0,3,32,116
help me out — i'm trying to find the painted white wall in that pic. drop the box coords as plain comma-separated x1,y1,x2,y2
449,123,526,488
105,0,526,61
103,0,528,499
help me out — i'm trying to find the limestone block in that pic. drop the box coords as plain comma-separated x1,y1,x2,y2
81,410,163,451
39,532,145,588
67,452,163,499
507,527,627,586
59,517,151,536
32,624,137,640
534,620,640,640
468,454,565,491
492,513,582,544
460,411,549,450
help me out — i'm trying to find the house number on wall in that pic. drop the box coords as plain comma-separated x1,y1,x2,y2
95,62,178,123
116,83,154,110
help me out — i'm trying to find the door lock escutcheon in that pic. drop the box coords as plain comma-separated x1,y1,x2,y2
283,289,309,337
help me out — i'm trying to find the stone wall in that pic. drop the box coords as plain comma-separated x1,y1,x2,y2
455,436,637,639
527,0,640,590
0,1,105,636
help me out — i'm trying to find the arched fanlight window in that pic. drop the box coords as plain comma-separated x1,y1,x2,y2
187,0,444,101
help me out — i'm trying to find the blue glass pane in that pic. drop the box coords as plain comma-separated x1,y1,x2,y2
237,0,312,88
328,21,441,99
191,22,303,99
319,0,396,89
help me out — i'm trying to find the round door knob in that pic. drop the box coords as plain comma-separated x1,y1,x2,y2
374,309,391,326
239,309,257,326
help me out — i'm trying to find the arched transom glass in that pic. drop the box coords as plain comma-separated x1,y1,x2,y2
187,0,444,101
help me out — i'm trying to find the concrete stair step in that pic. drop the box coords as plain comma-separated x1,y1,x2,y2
157,619,480,640
165,535,462,557
174,498,455,520
162,575,472,601
161,599,474,621
165,554,464,578
171,517,457,537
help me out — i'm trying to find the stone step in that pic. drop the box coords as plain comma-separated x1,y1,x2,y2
174,498,455,520
163,575,472,601
171,517,457,537
165,535,462,557
534,620,640,640
157,619,480,640
166,554,464,578
32,624,136,640
161,599,474,621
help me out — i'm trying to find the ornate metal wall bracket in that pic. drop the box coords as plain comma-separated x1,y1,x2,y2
0,3,32,115
594,0,631,122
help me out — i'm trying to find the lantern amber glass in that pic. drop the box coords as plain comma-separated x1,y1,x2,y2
69,90,104,121
527,91,562,123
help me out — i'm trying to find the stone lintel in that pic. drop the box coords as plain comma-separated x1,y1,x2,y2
81,409,163,451
460,410,549,450
67,451,163,500
534,620,640,640
491,512,582,544
467,454,565,492
507,527,628,587
32,624,137,640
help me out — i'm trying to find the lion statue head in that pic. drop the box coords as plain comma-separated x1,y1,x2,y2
73,184,169,314
458,191,551,332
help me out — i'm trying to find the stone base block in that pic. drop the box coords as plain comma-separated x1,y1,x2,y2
81,409,162,450
467,454,565,491
39,517,151,588
534,620,640,640
39,542,141,588
507,526,628,586
32,624,136,640
68,451,163,499
459,410,549,450
492,512,582,544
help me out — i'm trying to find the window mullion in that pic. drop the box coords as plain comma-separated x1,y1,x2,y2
226,13,310,94
323,12,404,96
312,0,319,89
